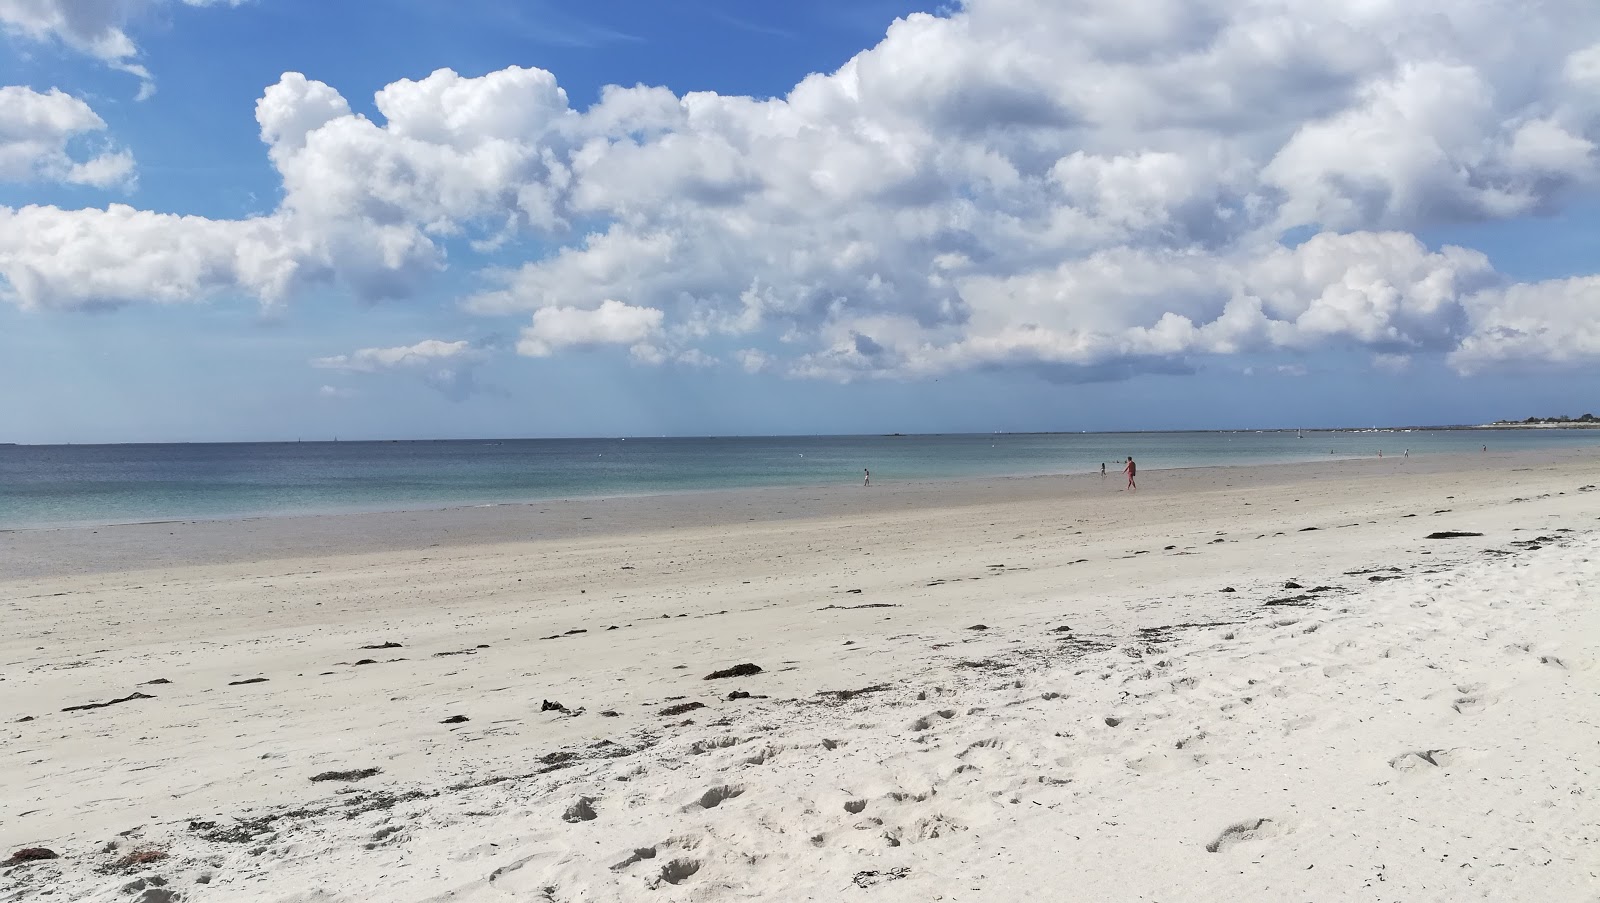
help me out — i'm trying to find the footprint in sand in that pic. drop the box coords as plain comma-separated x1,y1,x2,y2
683,785,745,812
909,709,957,731
1389,749,1459,771
1205,817,1281,853
562,797,598,823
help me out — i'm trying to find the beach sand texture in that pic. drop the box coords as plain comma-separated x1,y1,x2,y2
3,451,1598,901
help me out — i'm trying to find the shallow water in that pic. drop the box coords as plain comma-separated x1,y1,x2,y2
3,429,1596,528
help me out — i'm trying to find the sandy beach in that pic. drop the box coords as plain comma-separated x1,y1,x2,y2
4,450,1599,902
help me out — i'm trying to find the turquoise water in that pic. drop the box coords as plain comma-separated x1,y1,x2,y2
2,430,1596,529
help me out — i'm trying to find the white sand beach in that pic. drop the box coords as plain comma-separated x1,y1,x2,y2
4,450,1599,902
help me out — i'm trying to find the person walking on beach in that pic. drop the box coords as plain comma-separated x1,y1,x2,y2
1101,462,1106,477
1123,456,1136,491
863,468,870,487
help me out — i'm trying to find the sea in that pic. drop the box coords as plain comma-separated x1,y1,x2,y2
3,429,1599,530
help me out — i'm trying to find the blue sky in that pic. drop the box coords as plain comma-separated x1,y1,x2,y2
2,0,1600,443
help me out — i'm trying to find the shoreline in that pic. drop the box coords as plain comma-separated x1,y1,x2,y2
4,441,1598,900
5,446,1596,580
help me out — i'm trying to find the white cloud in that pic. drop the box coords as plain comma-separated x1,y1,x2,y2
1451,277,1600,373
518,299,664,357
0,0,249,96
0,86,134,188
317,384,357,399
312,338,479,372
313,338,489,399
4,0,1600,381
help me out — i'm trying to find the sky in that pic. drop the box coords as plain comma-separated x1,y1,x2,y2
2,0,1600,443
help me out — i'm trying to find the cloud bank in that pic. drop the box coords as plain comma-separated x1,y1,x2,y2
3,0,1600,382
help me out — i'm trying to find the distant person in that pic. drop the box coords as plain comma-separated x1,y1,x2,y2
863,468,870,487
1100,462,1106,477
1483,445,1487,452
1123,456,1136,491
1404,448,1409,458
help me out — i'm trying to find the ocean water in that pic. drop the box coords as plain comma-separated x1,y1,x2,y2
3,429,1598,529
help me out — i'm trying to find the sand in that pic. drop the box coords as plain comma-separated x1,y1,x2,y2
3,450,1598,901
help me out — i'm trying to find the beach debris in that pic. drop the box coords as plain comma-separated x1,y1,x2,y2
142,678,173,685
353,659,378,666
600,710,620,717
853,867,911,888
814,685,890,704
1426,531,1484,539
541,699,580,715
114,848,168,870
5,848,58,865
227,677,268,686
16,715,34,722
441,715,469,724
62,691,154,713
1264,595,1315,607
820,603,899,611
1298,527,1319,532
310,768,380,783
845,588,863,594
360,642,403,650
704,663,762,680
660,701,706,717
1220,587,1236,593
1053,624,1073,632
967,624,989,631
1283,581,1303,589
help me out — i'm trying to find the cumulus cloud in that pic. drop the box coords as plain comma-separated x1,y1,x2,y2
0,86,134,187
517,299,664,357
4,0,1600,381
1451,277,1600,372
0,0,248,96
313,338,491,400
